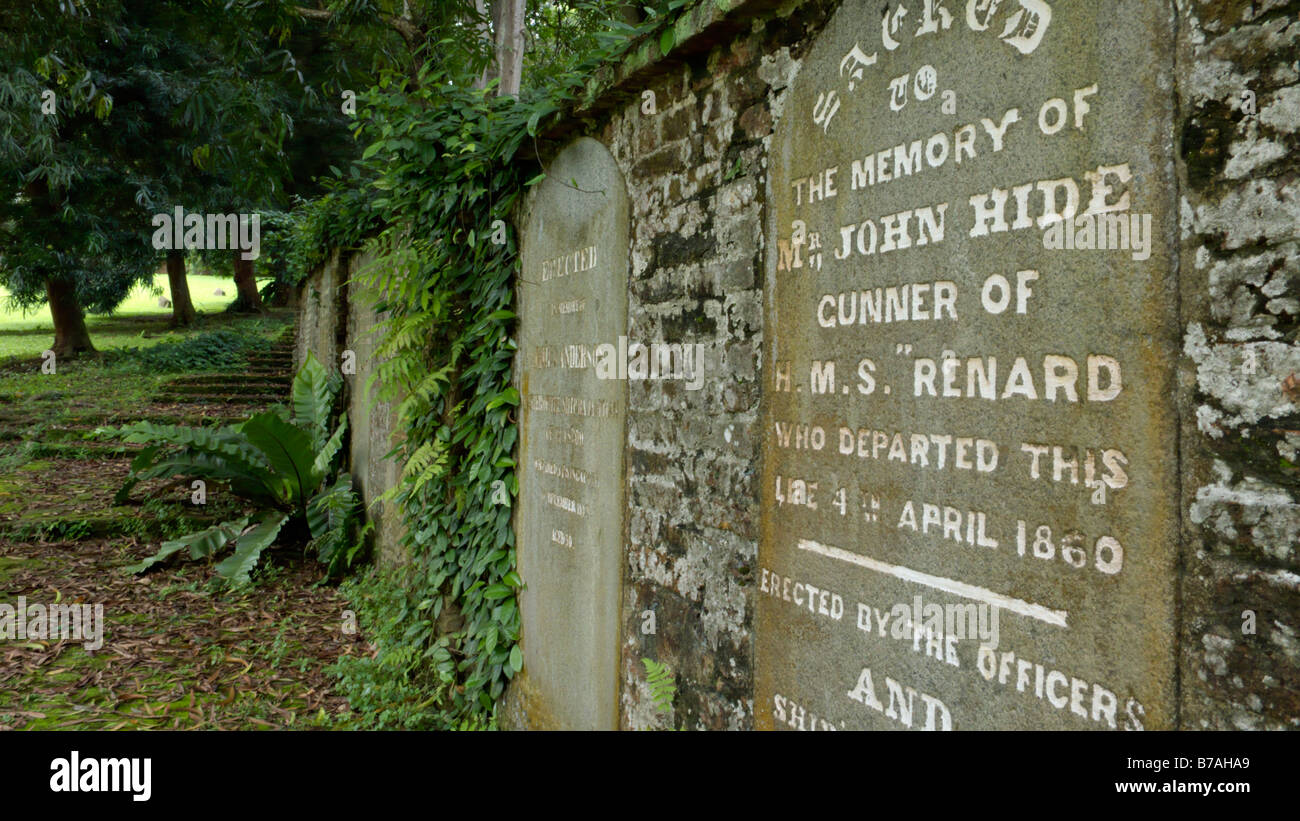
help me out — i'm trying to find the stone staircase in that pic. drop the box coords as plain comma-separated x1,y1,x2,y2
153,333,296,407
0,323,298,540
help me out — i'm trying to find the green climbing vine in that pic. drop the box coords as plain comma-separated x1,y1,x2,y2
299,3,709,729
323,66,532,728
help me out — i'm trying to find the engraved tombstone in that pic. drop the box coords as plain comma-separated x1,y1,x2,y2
513,137,629,730
758,0,1178,730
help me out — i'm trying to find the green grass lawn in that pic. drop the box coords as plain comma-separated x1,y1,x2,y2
0,274,257,361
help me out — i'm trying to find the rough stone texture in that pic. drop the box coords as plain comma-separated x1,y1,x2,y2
343,253,408,569
294,249,344,374
562,3,835,731
304,0,1300,731
1176,0,1300,730
295,251,408,569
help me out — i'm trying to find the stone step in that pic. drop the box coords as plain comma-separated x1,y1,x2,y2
0,509,220,541
25,441,143,460
38,426,143,443
59,413,244,427
152,394,281,406
162,384,287,397
166,372,288,385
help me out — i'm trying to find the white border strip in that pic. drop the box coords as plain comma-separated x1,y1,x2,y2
797,538,1069,628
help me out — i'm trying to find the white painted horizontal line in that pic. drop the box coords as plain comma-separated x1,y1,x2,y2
796,538,1069,628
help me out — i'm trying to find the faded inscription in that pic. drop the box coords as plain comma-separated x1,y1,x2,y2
515,138,629,730
758,0,1178,730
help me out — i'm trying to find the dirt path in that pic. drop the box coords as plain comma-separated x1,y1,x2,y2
0,317,363,730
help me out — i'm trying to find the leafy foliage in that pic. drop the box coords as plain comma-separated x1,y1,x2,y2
313,1,711,729
324,64,527,728
281,178,384,284
106,353,365,584
0,0,393,354
0,2,285,312
328,566,494,730
110,328,271,373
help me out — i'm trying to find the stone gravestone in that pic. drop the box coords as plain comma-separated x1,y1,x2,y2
512,137,629,730
758,0,1178,730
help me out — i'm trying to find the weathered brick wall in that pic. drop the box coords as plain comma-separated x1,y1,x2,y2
294,249,344,374
1176,0,1300,730
539,0,838,731
295,251,408,569
307,0,1298,730
604,58,768,730
523,0,1300,730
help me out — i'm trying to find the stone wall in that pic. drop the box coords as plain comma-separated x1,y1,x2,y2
1176,0,1300,730
551,1,843,730
295,251,408,569
293,248,345,374
299,0,1300,730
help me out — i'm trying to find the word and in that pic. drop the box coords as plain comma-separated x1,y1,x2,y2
845,665,953,730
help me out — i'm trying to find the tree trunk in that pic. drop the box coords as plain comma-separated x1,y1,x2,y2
166,251,197,326
473,0,493,90
492,0,525,97
231,254,264,313
46,278,95,358
266,282,291,308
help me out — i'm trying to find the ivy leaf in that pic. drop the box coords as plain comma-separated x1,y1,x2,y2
660,27,674,55
485,387,518,410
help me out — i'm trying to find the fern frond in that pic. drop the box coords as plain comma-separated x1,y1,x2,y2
641,658,677,716
402,439,449,494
